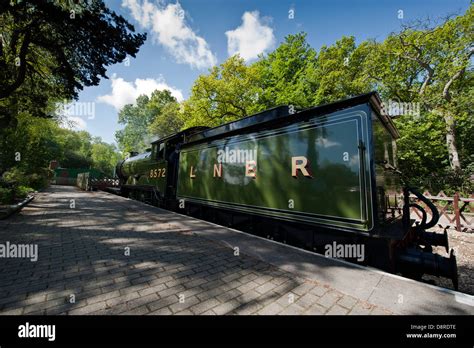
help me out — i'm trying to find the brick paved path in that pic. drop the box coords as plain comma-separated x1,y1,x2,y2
0,186,392,315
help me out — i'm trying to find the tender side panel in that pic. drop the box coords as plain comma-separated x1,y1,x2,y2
177,110,373,232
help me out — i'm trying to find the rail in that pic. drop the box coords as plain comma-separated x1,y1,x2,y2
388,191,473,232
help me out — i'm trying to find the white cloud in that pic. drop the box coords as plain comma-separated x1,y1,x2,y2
122,0,217,69
97,74,184,110
226,11,275,61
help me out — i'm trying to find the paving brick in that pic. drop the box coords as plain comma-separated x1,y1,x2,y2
253,275,272,285
291,282,316,296
337,295,358,309
257,302,284,315
216,289,242,303
147,295,179,312
126,293,159,310
295,293,319,309
123,305,150,315
137,283,167,297
0,186,394,317
69,301,107,315
326,304,349,315
304,303,327,315
158,285,186,299
86,290,121,305
236,281,259,293
182,277,208,289
278,303,306,315
169,296,200,313
175,309,194,315
106,292,140,307
348,302,374,315
317,291,342,309
255,281,278,295
370,307,392,315
232,301,263,315
148,306,172,315
189,298,221,315
212,299,240,315
276,293,297,307
201,309,217,315
310,284,328,297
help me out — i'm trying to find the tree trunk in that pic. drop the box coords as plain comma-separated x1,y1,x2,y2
443,112,461,170
391,139,398,168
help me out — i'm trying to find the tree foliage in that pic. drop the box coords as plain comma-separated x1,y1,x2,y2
0,0,145,125
172,6,473,193
0,0,144,203
181,55,265,128
116,90,180,153
362,7,473,171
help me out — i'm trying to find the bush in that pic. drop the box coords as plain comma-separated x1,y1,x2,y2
421,165,474,196
27,171,50,190
2,167,50,191
2,167,27,186
0,187,14,205
15,185,34,199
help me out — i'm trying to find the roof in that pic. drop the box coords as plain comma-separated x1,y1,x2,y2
186,105,291,143
184,92,399,144
151,126,209,144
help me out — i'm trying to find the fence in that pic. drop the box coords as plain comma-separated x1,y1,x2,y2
76,173,119,191
388,191,474,232
89,178,120,191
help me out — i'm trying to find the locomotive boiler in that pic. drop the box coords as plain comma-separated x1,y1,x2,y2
115,92,458,289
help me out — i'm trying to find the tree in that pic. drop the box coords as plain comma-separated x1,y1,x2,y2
116,95,153,153
116,89,184,152
363,6,473,170
147,90,182,138
148,101,184,139
91,141,121,176
181,55,264,128
252,33,317,108
310,36,373,104
0,0,146,123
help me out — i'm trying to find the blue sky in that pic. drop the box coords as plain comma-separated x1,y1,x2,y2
69,0,470,145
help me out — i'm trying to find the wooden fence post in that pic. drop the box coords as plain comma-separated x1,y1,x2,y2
453,192,461,232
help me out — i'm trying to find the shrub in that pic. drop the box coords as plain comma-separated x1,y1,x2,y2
2,167,27,186
2,167,50,191
421,165,474,196
15,185,34,199
0,187,14,205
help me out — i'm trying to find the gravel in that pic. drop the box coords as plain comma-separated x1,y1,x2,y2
421,227,474,295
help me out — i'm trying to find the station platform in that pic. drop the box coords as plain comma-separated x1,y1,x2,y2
0,185,472,315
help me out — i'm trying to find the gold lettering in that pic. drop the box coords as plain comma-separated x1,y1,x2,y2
213,163,222,178
292,156,311,177
245,160,257,178
190,166,196,178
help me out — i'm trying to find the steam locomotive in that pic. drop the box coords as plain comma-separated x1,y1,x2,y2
115,92,458,289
